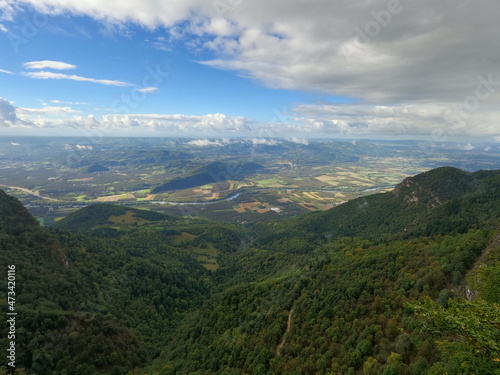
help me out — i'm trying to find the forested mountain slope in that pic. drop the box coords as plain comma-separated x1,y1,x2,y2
1,166,500,375
254,167,500,252
0,190,213,374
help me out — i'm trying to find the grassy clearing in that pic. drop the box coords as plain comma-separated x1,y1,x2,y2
170,234,220,271
257,178,286,187
170,232,198,245
109,211,149,225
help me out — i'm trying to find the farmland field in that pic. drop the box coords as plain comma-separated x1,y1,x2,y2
1,137,499,223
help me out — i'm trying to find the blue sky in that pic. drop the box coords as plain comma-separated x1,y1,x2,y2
1,0,500,141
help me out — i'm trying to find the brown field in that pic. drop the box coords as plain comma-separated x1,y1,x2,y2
240,201,261,210
315,175,339,185
303,192,324,200
94,193,135,202
257,208,271,214
234,207,246,213
299,203,317,211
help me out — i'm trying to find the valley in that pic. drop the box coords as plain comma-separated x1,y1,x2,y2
1,137,499,224
1,165,499,374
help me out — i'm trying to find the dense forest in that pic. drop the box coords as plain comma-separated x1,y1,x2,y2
1,167,499,374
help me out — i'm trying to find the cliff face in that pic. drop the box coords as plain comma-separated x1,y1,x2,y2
392,166,475,207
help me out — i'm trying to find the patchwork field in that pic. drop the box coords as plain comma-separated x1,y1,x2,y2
3,137,498,223
170,232,219,271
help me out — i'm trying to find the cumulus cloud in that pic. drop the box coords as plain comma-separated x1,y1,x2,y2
24,60,77,70
250,138,280,146
0,97,17,125
187,138,230,146
0,1,18,21
23,71,134,86
97,113,252,132
463,143,475,151
286,137,309,145
286,102,500,139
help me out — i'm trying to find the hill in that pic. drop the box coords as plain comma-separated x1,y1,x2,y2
86,164,110,173
151,161,264,193
53,204,173,234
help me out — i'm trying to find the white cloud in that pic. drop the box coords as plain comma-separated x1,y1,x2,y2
6,0,500,139
0,68,13,74
187,138,229,146
463,143,475,151
100,113,251,132
8,1,500,103
136,87,159,93
51,100,88,105
24,60,77,70
0,23,7,32
286,137,309,145
0,1,18,21
250,138,280,146
24,71,134,86
286,102,500,139
18,106,81,115
0,97,17,125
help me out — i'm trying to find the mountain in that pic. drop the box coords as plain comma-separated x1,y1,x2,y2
254,167,500,252
147,167,500,375
0,191,213,374
151,161,264,193
1,166,500,375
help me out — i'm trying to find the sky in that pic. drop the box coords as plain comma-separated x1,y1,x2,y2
0,0,499,141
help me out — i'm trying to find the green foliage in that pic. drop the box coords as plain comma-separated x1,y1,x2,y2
149,230,492,374
407,297,500,374
0,193,211,374
255,168,500,251
2,166,500,375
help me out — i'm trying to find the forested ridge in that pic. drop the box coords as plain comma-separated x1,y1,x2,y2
1,167,499,374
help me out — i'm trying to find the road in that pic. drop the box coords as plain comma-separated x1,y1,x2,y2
0,185,60,201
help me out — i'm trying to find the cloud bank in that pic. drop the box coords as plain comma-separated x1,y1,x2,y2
2,0,500,139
